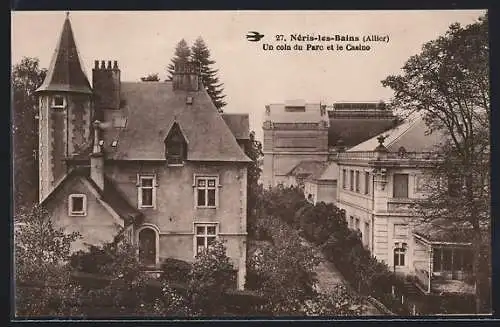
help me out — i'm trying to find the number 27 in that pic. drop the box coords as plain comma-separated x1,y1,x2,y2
275,35,285,41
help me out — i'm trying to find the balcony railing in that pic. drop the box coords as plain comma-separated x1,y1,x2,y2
387,198,414,212
333,151,441,162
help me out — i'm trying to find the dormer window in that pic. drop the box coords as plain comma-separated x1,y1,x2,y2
165,123,187,166
51,95,66,109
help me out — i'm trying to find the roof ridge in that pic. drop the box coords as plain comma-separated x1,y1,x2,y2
386,113,423,148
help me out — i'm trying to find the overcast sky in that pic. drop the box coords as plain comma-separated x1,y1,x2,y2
11,10,485,141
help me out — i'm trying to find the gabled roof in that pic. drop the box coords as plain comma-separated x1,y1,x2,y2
317,162,339,181
221,113,250,140
36,14,92,94
41,167,142,225
102,82,251,162
328,117,396,148
348,113,445,152
287,160,327,178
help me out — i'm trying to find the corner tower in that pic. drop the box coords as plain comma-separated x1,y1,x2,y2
35,13,93,202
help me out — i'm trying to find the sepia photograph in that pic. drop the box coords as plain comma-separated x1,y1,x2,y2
11,9,490,318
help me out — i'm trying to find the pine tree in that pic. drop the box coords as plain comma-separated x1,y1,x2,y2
166,39,191,81
190,37,226,112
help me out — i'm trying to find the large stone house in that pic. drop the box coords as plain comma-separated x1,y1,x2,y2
334,114,474,296
35,15,251,289
262,101,396,188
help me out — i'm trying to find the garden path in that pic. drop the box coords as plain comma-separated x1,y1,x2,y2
299,238,384,316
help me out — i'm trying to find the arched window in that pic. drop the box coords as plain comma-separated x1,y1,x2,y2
138,227,157,266
394,243,407,267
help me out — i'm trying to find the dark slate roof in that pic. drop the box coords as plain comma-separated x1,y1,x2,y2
102,82,251,162
101,176,143,224
328,118,396,148
36,15,92,94
287,160,327,177
41,167,141,224
348,114,446,152
221,113,250,140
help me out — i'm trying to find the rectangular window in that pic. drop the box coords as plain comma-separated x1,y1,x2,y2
355,171,360,192
342,169,347,189
68,194,87,216
393,174,409,198
364,172,370,195
166,140,184,165
394,247,406,267
196,177,217,208
355,218,360,231
350,170,354,191
51,95,66,108
433,248,442,272
349,216,354,229
442,248,453,271
195,223,218,255
138,175,156,208
393,224,409,239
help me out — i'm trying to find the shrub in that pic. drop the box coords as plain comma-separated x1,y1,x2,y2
188,240,236,316
160,258,192,285
15,205,82,317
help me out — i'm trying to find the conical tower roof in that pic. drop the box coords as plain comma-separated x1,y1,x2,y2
36,13,92,94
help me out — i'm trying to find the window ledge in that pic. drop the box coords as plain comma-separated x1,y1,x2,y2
69,213,86,217
167,164,184,167
196,206,217,209
388,197,414,203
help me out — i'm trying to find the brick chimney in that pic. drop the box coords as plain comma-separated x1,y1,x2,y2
173,61,200,91
92,60,121,110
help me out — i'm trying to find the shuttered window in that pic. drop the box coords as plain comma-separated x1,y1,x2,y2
393,174,409,198
342,169,347,189
364,172,370,195
350,170,354,191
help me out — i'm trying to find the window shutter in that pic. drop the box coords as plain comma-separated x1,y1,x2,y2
393,174,409,198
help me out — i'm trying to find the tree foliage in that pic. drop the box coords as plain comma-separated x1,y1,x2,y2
381,14,490,313
166,37,227,111
15,205,81,317
12,57,47,213
245,131,264,233
247,186,367,315
70,239,191,317
140,73,160,82
191,37,227,111
247,219,321,315
166,39,191,80
188,240,236,316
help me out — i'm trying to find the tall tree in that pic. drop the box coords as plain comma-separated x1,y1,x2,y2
166,39,191,81
190,37,227,112
382,14,489,313
12,57,47,213
245,131,264,235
